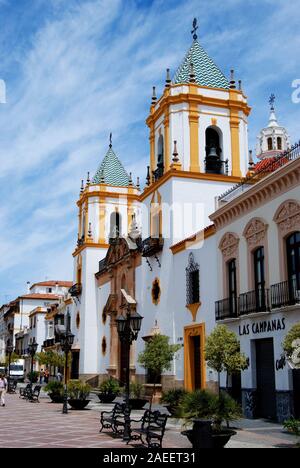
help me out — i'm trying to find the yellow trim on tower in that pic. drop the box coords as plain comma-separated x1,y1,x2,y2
188,85,200,172
98,197,106,243
184,323,206,391
164,111,170,171
150,123,155,176
84,202,89,242
140,170,242,201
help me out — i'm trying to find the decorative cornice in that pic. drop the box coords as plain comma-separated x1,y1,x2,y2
72,242,109,257
141,170,242,202
219,232,240,261
211,158,300,230
243,218,268,249
274,199,300,236
170,224,216,254
146,90,251,128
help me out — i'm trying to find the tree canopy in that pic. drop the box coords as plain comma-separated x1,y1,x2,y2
205,325,248,375
138,334,181,375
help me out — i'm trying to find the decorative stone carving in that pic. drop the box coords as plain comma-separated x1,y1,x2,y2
274,200,300,236
219,232,240,262
243,218,268,249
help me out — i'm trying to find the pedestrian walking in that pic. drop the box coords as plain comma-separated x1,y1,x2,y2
0,374,7,407
44,368,49,384
56,371,63,382
39,369,44,385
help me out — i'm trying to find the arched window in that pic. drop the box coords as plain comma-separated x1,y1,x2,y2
110,211,121,238
154,134,164,180
81,210,86,239
277,137,282,151
286,232,300,291
186,253,200,305
267,137,273,151
205,127,223,174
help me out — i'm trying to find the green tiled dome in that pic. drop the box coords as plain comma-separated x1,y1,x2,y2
173,40,229,89
93,146,130,187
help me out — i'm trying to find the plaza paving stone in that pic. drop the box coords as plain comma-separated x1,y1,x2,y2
0,393,298,448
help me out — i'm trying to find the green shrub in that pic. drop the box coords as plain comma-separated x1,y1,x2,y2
179,389,242,432
129,382,144,399
283,418,300,436
67,380,91,400
283,324,300,358
161,388,188,407
27,371,39,383
44,381,64,395
99,378,120,395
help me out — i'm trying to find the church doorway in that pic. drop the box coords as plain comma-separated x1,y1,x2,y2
184,324,206,391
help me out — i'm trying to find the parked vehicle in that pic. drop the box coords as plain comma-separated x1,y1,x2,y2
9,359,25,382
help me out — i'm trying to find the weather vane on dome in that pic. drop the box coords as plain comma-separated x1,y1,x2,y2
269,93,275,111
191,18,198,41
109,132,112,148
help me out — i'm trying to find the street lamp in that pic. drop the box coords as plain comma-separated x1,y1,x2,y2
59,311,74,414
28,338,38,384
6,344,14,392
116,309,143,441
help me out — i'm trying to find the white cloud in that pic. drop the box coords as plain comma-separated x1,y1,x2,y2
0,0,299,300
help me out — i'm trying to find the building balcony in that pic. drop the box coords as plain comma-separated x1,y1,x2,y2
239,289,270,316
271,280,300,309
142,236,164,258
43,338,55,349
69,283,82,297
215,297,239,321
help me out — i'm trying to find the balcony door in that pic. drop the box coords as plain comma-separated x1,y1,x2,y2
254,247,266,311
286,232,300,299
228,259,238,316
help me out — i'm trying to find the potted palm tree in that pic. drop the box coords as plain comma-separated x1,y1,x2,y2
97,378,120,403
67,380,91,410
160,388,188,417
180,389,241,448
45,381,64,403
128,382,148,410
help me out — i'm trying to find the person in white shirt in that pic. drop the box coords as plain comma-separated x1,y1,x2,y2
0,374,7,407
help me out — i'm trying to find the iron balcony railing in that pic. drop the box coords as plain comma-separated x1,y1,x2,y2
215,297,239,321
271,279,300,309
218,140,300,203
239,289,270,315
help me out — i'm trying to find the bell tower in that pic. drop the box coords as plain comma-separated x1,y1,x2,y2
71,137,140,379
145,19,251,185
256,94,290,160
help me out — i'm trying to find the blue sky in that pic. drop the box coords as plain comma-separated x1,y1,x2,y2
0,0,299,302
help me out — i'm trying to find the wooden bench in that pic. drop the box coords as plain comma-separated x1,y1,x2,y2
100,403,130,435
129,410,168,448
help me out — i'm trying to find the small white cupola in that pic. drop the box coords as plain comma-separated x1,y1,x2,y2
256,94,290,159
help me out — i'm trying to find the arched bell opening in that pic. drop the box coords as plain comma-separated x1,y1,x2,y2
153,134,164,181
205,126,224,175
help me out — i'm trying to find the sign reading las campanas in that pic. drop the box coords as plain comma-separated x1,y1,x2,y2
239,318,286,336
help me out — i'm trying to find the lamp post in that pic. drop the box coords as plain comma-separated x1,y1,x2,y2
60,311,74,415
116,309,143,441
28,338,38,384
6,344,14,392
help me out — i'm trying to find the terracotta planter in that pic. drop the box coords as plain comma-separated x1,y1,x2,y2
68,399,91,410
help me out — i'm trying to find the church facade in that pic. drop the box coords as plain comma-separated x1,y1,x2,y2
68,21,300,421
